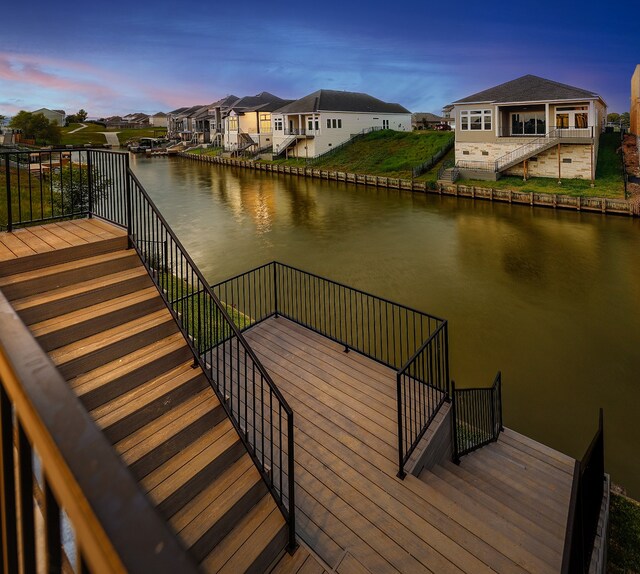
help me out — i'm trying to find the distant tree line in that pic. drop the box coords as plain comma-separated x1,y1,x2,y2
607,112,630,127
65,109,88,124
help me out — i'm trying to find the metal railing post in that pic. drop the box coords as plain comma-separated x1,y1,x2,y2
396,373,406,479
287,413,297,552
273,262,279,317
497,372,504,431
5,154,12,232
124,154,132,248
451,380,460,464
444,321,450,399
86,151,93,218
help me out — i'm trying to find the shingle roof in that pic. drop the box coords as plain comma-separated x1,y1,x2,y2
274,90,410,114
453,75,601,104
152,112,167,117
211,95,239,108
230,92,290,113
412,112,444,123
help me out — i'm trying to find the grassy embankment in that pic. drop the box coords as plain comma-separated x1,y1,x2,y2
459,132,624,198
608,493,640,573
185,147,223,156
264,130,454,179
60,123,167,147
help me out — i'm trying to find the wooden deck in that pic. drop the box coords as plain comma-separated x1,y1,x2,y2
245,317,575,574
0,219,127,270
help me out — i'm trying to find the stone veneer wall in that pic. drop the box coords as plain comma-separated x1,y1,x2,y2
456,142,594,179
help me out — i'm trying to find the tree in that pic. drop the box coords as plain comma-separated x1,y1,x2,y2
620,112,630,128
52,164,109,215
77,109,88,122
607,113,620,124
9,111,61,144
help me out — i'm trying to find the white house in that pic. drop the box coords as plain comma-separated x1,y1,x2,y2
149,112,168,128
31,108,66,126
223,92,291,153
270,90,411,159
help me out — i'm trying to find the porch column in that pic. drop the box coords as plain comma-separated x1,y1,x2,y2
545,103,550,135
495,106,500,137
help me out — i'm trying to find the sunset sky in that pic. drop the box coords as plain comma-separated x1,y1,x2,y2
1,0,636,118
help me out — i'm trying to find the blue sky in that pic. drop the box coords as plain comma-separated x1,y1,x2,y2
0,0,636,117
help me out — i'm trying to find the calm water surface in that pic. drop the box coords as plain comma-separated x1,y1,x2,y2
131,155,640,497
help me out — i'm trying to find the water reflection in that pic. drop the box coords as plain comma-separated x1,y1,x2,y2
131,154,640,498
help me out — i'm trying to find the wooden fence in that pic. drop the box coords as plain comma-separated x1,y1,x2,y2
177,152,635,217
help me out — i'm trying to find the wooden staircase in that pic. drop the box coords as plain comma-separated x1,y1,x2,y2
0,233,290,573
417,429,574,573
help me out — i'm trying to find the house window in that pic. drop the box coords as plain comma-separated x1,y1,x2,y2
332,119,337,128
259,113,270,132
315,120,319,130
383,119,389,129
308,119,313,131
337,119,342,128
511,112,546,135
460,110,492,131
555,106,589,130
274,118,283,131
327,119,331,129
228,117,238,131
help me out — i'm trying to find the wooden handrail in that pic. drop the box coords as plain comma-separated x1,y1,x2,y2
0,291,199,574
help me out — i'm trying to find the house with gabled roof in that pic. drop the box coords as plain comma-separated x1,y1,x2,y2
223,92,292,154
31,108,66,127
449,75,607,181
270,89,411,159
149,112,167,128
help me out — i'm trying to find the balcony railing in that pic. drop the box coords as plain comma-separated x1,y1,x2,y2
0,290,200,574
212,262,449,478
1,147,297,552
283,128,308,136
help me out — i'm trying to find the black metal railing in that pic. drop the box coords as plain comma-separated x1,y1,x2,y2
1,148,96,231
396,321,450,476
561,409,605,574
212,262,449,477
1,148,297,551
411,135,454,177
0,290,200,574
451,371,503,462
283,128,307,136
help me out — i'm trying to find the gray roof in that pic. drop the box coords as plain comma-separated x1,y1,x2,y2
211,95,239,109
152,112,167,117
453,75,601,104
229,92,291,113
412,112,444,123
274,90,410,114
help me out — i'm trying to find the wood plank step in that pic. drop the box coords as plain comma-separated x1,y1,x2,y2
92,362,209,443
146,420,246,518
51,308,177,380
200,495,285,573
176,459,268,563
70,332,193,410
0,248,139,299
213,502,287,574
0,234,128,277
12,266,153,325
429,463,562,554
32,286,164,351
499,430,575,474
116,389,226,479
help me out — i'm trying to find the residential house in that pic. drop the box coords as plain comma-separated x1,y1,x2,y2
204,95,239,145
412,112,448,130
166,105,205,141
223,92,291,153
631,65,640,135
450,74,606,180
149,112,167,128
31,108,66,126
442,104,455,129
270,89,411,159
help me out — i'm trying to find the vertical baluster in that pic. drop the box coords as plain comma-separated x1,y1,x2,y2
0,384,18,573
43,476,61,574
17,422,36,574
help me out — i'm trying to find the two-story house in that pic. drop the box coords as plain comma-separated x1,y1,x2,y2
450,75,607,180
270,90,411,159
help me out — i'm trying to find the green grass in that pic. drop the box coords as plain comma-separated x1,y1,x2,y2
459,132,625,199
185,147,223,156
60,123,107,146
262,130,454,178
60,124,167,147
608,493,640,573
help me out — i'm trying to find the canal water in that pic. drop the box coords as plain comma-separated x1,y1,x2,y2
131,155,640,498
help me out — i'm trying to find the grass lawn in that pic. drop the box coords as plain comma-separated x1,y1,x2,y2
185,147,223,156
261,130,454,179
608,493,640,573
458,132,625,199
60,124,167,147
60,123,107,146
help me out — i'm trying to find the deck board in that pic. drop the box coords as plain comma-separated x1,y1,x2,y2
245,317,573,574
0,219,126,263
